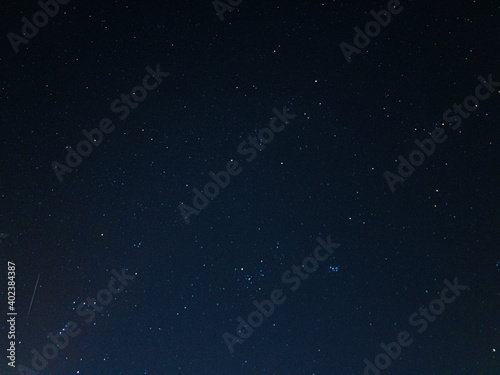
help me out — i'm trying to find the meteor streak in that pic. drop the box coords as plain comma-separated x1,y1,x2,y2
27,273,40,322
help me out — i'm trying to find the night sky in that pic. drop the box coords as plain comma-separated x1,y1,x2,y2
1,0,499,374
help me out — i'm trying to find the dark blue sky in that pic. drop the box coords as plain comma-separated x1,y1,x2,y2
1,0,499,374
